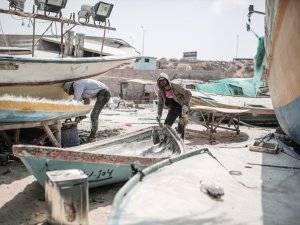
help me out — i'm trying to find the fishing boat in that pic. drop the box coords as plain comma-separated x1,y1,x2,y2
191,90,277,125
264,0,300,144
13,126,185,188
0,2,139,99
0,95,92,123
108,143,300,225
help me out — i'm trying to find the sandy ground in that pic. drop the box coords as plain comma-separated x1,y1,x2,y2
0,105,275,225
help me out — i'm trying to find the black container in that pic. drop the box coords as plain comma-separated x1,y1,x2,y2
61,127,80,148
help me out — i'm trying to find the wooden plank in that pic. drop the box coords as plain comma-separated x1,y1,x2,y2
14,129,20,144
191,105,249,114
42,122,60,148
54,120,62,146
31,133,49,145
0,120,57,131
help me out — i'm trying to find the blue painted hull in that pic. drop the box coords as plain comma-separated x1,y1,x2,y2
13,126,185,189
20,156,134,189
0,110,80,123
274,96,300,145
0,99,92,123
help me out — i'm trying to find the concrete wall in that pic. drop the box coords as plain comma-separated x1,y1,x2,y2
98,68,233,101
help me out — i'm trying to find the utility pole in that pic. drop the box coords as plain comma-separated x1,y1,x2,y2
142,26,145,56
236,34,239,59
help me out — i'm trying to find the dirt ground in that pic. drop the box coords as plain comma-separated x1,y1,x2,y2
0,106,275,225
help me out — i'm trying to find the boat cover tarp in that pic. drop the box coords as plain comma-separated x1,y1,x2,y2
195,37,266,97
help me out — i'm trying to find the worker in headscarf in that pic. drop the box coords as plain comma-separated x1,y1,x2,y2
64,79,111,141
156,72,192,138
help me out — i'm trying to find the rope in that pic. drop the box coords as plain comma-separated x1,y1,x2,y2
206,150,253,188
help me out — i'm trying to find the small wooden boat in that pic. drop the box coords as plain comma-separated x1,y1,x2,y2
13,126,184,188
0,95,92,123
108,143,300,225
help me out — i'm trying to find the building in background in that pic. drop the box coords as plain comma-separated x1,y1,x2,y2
183,51,197,61
133,56,157,70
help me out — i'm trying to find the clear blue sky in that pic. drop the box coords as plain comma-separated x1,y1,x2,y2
0,0,265,60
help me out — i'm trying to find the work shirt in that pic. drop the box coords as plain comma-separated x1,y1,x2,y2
165,89,174,98
73,79,109,101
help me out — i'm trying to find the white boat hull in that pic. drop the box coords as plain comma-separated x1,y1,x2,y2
0,56,133,99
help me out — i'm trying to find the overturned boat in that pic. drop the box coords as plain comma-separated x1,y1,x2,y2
13,126,185,188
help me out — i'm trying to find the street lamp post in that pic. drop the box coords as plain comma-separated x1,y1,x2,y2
142,26,145,56
236,34,239,59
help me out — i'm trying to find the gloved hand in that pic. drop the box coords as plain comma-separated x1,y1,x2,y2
182,105,189,115
83,98,90,105
75,115,87,123
156,115,162,123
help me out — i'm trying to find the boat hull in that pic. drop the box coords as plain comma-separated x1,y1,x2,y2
13,126,185,188
20,156,135,189
109,147,300,225
0,57,132,99
266,0,300,143
0,98,92,123
273,96,300,144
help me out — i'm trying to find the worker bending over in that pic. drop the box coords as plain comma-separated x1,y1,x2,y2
64,79,111,141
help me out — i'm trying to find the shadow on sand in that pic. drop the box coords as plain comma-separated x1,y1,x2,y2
0,160,31,185
186,129,249,146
